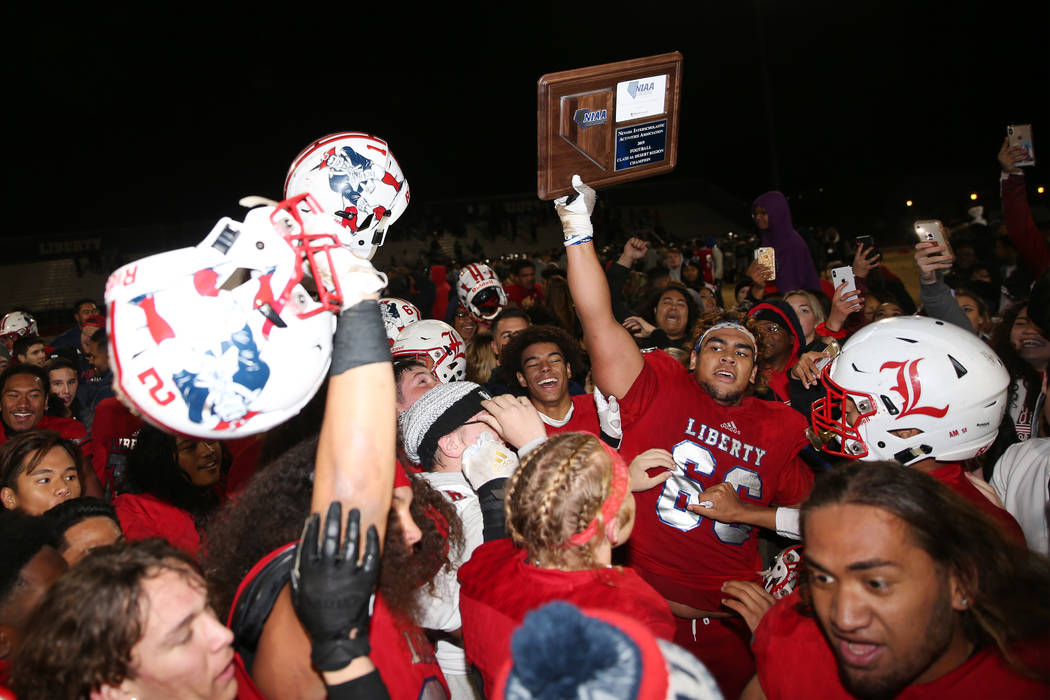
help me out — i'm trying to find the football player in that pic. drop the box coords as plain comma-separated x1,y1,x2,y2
746,461,1050,699
559,176,814,698
811,315,1025,543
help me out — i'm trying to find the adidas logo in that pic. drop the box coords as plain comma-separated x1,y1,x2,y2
720,421,740,434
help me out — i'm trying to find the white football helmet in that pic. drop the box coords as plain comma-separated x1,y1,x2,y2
0,311,38,345
390,319,465,383
284,132,410,261
761,545,803,600
105,194,383,439
811,316,1009,465
456,263,507,322
379,297,422,347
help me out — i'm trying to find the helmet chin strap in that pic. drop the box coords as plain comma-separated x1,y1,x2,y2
894,443,933,465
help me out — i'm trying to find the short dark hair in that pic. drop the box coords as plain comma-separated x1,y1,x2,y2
492,307,530,337
88,327,107,347
0,430,84,493
12,336,43,359
0,363,48,396
12,539,200,700
72,298,97,316
801,461,1050,676
394,359,429,405
510,259,535,276
45,357,78,378
0,510,59,608
43,497,121,553
500,324,584,380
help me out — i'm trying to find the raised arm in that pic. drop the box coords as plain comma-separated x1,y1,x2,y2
999,137,1050,276
312,287,396,546
558,176,644,399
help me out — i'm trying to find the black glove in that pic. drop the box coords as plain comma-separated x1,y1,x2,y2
290,502,380,671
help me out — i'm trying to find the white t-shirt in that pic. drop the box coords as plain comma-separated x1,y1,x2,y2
416,470,484,678
991,438,1050,556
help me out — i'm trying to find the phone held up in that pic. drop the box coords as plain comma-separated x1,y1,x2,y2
1007,124,1035,167
830,266,857,294
914,220,954,259
855,235,881,262
754,247,776,280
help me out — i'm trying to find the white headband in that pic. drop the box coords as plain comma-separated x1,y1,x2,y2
695,322,758,354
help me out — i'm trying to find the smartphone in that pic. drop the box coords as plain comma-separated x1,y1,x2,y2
855,235,881,262
1007,124,1035,167
754,246,776,280
831,266,856,294
914,220,954,258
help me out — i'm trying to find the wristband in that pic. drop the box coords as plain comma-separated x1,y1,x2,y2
775,507,801,540
330,300,391,376
516,436,548,459
815,321,847,340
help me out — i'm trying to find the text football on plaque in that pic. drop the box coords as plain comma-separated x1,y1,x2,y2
537,52,682,200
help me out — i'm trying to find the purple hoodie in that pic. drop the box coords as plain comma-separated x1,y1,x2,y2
752,191,821,293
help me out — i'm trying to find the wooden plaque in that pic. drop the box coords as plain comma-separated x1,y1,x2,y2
537,52,683,200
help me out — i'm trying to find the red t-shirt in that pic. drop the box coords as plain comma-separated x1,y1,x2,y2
0,415,87,446
929,463,1027,545
87,397,142,490
458,538,675,693
113,492,201,558
542,393,601,437
618,350,814,609
753,590,1050,699
503,282,543,307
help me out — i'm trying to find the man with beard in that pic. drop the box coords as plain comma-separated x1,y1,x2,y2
558,175,813,698
746,461,1050,699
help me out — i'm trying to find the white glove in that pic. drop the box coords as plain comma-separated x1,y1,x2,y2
314,246,388,311
461,432,519,490
553,174,597,247
593,388,622,441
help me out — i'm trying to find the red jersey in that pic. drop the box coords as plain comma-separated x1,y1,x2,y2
541,393,601,437
458,538,675,693
929,463,1026,545
228,543,449,700
87,397,142,490
753,589,1050,699
618,350,814,609
372,595,449,700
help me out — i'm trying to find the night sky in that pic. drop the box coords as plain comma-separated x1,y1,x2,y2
7,2,1048,239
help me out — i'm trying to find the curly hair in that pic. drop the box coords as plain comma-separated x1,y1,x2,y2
499,324,585,383
505,433,624,571
381,475,463,621
11,538,199,700
799,461,1050,680
689,310,771,397
203,434,461,625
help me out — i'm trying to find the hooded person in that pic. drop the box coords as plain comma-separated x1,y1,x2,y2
751,192,821,294
747,301,809,410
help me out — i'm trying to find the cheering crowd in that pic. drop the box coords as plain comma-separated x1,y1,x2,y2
0,132,1047,700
